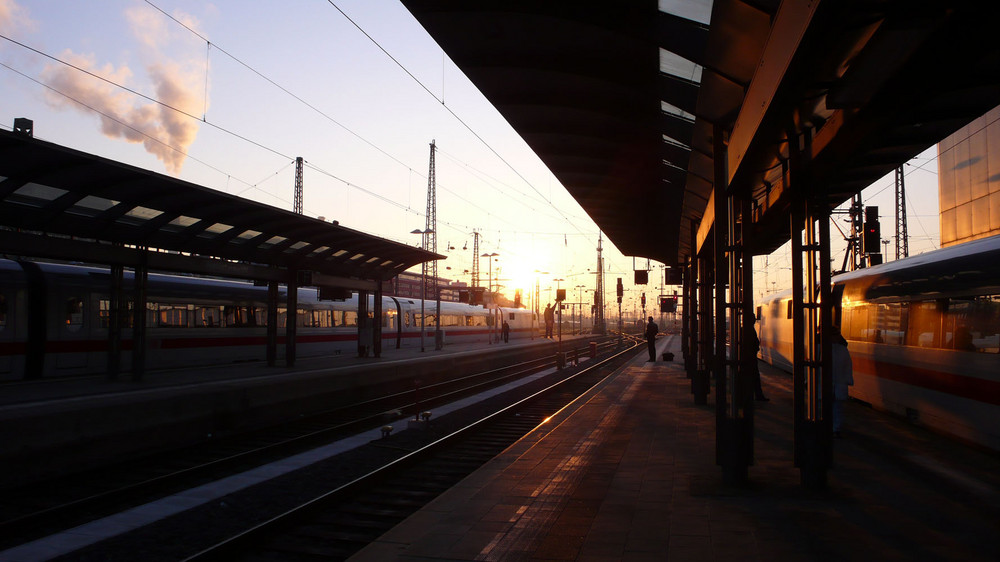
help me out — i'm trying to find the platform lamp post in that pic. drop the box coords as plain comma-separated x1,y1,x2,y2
412,228,435,352
482,252,499,343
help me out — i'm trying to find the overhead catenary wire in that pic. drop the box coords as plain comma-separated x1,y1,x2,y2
324,1,601,245
142,0,603,251
3,7,631,283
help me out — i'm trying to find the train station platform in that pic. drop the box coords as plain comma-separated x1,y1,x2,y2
352,335,1000,561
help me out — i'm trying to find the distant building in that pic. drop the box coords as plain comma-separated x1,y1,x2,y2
938,105,1000,247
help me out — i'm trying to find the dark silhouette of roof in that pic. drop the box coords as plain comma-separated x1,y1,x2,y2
401,0,1000,264
0,129,441,282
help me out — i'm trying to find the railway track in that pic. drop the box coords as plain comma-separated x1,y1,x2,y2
182,337,643,561
0,337,625,556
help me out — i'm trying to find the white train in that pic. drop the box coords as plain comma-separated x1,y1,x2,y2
757,234,1000,451
0,260,537,380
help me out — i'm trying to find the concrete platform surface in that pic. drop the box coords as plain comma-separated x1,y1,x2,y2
351,336,1000,561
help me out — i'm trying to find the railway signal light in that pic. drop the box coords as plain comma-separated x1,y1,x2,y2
616,277,623,303
863,206,881,254
641,293,646,308
660,296,676,313
635,270,648,284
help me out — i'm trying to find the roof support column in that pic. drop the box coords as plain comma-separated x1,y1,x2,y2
130,251,148,381
373,280,383,358
357,290,370,358
266,279,278,367
107,262,123,381
789,130,833,489
714,125,751,485
694,241,712,405
681,253,693,378
285,274,297,367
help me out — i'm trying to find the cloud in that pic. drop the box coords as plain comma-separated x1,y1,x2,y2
0,0,34,35
37,4,208,175
41,50,202,174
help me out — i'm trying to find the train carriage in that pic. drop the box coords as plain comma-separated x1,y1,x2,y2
0,260,536,380
758,234,1000,451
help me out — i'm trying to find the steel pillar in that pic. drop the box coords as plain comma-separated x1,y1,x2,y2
107,263,123,380
373,280,383,358
285,274,298,367
694,247,712,405
357,289,370,358
789,132,833,489
714,126,752,484
681,254,693,377
266,280,278,367
130,252,148,381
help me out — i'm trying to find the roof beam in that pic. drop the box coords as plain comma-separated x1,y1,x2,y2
727,0,818,187
696,0,818,249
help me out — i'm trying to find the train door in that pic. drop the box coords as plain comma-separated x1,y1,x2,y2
388,297,403,349
55,289,89,369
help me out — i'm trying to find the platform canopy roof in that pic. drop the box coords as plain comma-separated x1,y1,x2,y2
0,129,441,284
401,0,1000,265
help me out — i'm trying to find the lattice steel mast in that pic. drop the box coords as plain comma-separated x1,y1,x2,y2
595,232,605,334
293,156,303,214
471,231,480,290
895,165,908,260
424,140,442,349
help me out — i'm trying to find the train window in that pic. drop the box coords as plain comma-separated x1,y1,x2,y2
842,303,870,342
0,293,6,330
873,302,906,345
906,301,941,348
158,304,190,328
144,302,158,328
195,306,222,327
441,314,463,327
944,295,1000,353
223,305,261,327
98,299,135,329
342,311,358,327
311,309,333,328
466,315,486,327
65,297,84,332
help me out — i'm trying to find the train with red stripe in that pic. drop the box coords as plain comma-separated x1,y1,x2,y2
0,259,537,380
757,234,1000,451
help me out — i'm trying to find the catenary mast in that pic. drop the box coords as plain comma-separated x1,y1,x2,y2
424,140,442,349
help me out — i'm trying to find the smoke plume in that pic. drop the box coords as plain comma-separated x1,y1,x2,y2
41,53,202,175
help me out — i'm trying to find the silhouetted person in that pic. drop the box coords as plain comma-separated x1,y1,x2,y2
746,311,768,401
502,320,510,343
832,326,854,437
544,304,554,338
955,326,975,351
645,316,658,361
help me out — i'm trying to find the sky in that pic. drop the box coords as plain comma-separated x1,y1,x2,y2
0,0,943,320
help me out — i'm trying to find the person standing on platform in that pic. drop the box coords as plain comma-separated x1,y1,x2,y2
502,320,510,343
832,325,854,438
645,316,658,361
544,304,554,338
746,311,768,401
